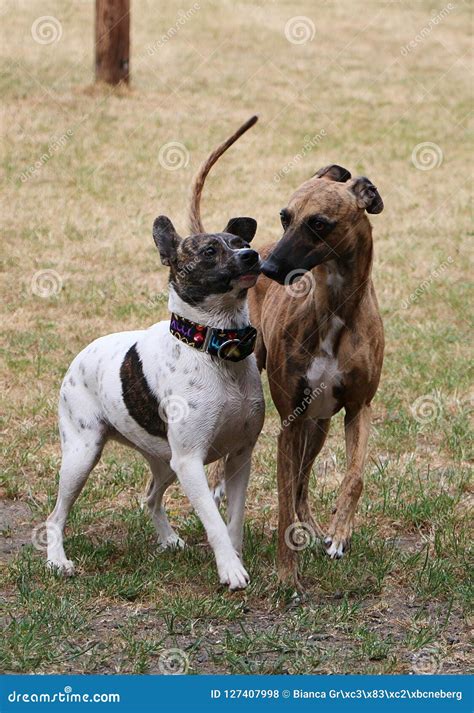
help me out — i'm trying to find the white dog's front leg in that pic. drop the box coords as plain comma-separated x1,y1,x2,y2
171,454,249,590
224,447,252,556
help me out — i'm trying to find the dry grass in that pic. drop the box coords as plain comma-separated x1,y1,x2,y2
1,0,472,674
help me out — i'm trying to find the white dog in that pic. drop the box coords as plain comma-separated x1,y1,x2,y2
46,118,264,590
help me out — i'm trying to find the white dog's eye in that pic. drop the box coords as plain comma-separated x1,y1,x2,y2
231,239,249,250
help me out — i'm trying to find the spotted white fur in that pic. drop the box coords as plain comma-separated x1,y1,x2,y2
47,283,265,591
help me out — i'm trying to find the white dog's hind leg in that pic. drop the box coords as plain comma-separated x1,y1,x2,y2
224,447,252,556
46,426,104,575
144,458,184,550
170,453,250,590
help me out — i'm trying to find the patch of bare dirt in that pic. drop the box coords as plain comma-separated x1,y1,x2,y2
0,499,33,564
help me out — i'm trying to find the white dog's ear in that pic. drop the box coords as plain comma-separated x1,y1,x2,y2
223,217,257,242
153,216,181,266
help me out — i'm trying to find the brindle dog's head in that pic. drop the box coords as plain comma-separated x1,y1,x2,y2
153,215,259,305
261,164,383,283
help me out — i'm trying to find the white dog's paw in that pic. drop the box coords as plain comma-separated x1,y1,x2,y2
47,558,75,576
218,554,250,591
158,533,185,551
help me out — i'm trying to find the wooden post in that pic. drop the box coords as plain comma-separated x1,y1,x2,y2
95,0,130,85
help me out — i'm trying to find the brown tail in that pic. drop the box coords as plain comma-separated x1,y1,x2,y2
188,115,258,234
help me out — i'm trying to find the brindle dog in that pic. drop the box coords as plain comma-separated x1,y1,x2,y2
251,164,384,588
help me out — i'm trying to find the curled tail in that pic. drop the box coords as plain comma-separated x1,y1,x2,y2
188,115,258,234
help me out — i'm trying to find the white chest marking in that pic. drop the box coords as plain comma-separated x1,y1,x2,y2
326,269,344,295
305,316,344,419
320,315,344,356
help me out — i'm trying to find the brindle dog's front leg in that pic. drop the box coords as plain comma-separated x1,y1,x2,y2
324,405,371,558
294,417,330,541
276,424,301,589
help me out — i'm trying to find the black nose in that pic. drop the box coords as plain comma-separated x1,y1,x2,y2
261,259,285,284
238,249,259,268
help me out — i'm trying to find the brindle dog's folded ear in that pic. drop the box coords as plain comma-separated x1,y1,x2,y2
153,216,182,266
349,177,384,214
314,164,352,182
223,217,257,243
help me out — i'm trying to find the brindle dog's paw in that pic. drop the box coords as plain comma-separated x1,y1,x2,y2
323,535,351,559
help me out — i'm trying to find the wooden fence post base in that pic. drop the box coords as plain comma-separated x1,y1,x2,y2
95,0,130,85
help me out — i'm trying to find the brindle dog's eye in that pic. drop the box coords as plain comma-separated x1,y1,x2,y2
203,246,217,257
307,217,330,236
280,210,290,229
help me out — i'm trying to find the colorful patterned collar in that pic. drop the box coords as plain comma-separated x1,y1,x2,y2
169,313,257,362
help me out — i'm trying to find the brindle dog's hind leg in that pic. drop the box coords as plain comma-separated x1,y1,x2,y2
208,458,227,507
324,405,371,558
